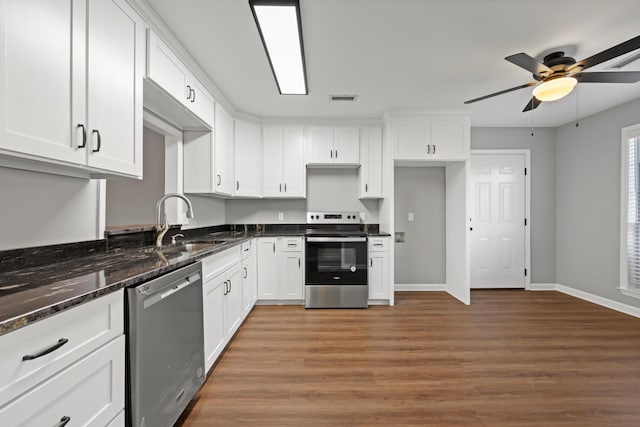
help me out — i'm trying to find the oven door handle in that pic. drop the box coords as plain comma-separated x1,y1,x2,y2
306,237,367,243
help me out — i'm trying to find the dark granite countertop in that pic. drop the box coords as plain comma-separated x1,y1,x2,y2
0,224,386,336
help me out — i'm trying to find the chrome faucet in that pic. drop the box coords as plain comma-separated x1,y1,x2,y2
156,193,195,247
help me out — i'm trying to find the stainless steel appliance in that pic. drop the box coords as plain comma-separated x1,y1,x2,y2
125,262,205,427
305,212,368,308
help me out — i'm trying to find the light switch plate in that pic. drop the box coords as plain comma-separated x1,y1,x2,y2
408,212,414,221
278,212,284,221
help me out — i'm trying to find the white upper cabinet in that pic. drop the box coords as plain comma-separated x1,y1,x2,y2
234,120,262,198
183,104,235,197
306,127,359,165
262,126,305,198
392,114,470,161
147,30,214,127
0,0,145,178
359,127,383,199
214,103,235,196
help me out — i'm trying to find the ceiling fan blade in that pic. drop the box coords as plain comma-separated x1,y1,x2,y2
464,82,537,104
505,53,552,76
568,35,640,72
522,97,541,112
573,71,640,83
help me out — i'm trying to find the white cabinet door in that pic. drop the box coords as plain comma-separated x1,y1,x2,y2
369,251,389,300
214,103,234,196
282,126,305,197
262,126,304,198
282,252,303,300
86,0,144,177
257,238,278,299
359,127,383,198
223,265,242,338
394,122,430,159
203,274,225,373
146,30,189,109
0,0,85,165
307,127,334,164
235,120,262,197
241,243,257,315
430,118,470,160
0,336,125,427
186,73,215,126
333,127,359,165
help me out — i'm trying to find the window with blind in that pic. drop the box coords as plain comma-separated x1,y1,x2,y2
620,124,640,298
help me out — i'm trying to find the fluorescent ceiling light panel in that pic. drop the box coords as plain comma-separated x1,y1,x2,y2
250,0,307,95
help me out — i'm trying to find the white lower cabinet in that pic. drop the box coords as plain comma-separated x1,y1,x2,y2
368,237,390,301
202,243,256,373
257,237,304,301
0,290,125,426
241,240,258,315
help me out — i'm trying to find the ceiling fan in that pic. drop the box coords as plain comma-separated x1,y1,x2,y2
465,35,640,112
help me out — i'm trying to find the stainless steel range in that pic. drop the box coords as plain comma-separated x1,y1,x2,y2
305,212,368,308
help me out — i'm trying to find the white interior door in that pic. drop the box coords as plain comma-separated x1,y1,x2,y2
470,153,526,288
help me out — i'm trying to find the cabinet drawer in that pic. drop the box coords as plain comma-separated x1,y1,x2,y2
368,237,389,252
202,246,241,282
281,237,302,252
0,335,125,426
241,239,252,259
0,291,123,405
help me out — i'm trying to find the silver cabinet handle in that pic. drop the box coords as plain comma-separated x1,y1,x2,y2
91,129,101,152
217,174,221,186
77,124,86,148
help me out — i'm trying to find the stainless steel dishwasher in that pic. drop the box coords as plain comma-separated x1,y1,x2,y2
125,261,205,427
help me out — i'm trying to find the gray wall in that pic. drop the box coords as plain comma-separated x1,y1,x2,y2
225,168,380,224
556,97,640,308
394,167,446,284
106,127,166,226
0,167,100,250
471,127,556,283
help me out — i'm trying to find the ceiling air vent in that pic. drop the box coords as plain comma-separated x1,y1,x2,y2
330,94,357,102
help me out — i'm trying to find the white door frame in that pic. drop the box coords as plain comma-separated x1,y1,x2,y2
470,149,531,290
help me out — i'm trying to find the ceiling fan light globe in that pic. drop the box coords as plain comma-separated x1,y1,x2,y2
532,77,578,102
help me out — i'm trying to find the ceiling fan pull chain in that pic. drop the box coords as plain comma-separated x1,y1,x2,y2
530,98,535,136
575,85,580,128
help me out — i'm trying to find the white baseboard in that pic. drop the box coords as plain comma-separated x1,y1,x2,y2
395,283,446,291
529,283,640,318
530,283,559,291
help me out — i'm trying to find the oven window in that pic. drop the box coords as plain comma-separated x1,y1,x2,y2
317,247,357,272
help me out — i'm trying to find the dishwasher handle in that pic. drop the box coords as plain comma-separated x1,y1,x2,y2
137,271,201,297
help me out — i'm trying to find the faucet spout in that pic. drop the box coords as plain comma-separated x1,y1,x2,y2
155,193,195,247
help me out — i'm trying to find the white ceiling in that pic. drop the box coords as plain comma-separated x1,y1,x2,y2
144,0,640,127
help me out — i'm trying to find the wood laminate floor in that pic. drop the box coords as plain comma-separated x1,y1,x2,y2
177,291,640,426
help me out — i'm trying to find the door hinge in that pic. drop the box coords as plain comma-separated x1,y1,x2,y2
524,218,527,226
524,167,527,176
524,268,528,277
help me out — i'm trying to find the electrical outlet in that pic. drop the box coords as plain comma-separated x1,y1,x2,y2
359,212,365,221
408,212,414,221
278,212,284,221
